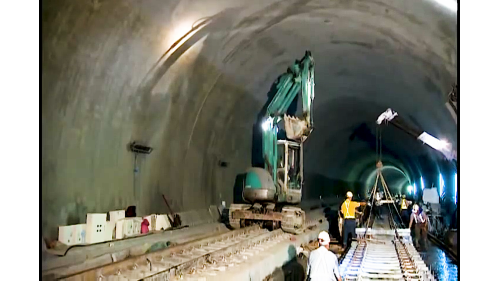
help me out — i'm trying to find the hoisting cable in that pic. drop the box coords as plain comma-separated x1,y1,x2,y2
378,123,404,226
378,125,383,161
375,126,378,160
362,125,381,228
361,178,379,237
360,125,382,237
361,161,383,237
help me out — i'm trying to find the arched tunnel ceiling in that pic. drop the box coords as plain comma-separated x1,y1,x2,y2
41,0,456,238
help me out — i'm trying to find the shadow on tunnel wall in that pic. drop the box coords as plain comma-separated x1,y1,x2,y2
303,173,365,241
232,173,246,204
267,245,306,281
251,67,299,168
303,173,363,199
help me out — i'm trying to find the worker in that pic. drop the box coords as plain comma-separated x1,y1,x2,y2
409,204,429,249
400,195,411,225
340,191,367,249
306,231,342,281
372,191,382,220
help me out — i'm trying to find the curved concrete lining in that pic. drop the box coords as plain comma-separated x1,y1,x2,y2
42,0,457,240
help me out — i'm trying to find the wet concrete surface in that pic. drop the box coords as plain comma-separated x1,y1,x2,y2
418,243,458,281
267,236,458,281
371,208,458,281
268,206,458,281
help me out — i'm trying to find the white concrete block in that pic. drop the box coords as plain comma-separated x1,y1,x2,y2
105,221,114,241
72,224,86,245
121,217,142,238
85,213,107,244
123,220,134,237
155,214,171,231
58,225,75,245
109,210,125,224
58,224,87,245
115,219,125,239
132,218,141,235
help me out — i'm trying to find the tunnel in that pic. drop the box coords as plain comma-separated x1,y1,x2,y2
41,0,457,241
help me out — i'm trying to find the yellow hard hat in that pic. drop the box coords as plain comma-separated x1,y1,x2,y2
346,191,353,198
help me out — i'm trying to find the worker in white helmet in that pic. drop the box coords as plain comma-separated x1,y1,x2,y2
306,231,342,281
409,204,428,249
340,191,367,249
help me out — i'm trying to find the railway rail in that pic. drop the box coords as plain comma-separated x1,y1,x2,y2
60,225,268,280
339,190,438,281
340,238,435,281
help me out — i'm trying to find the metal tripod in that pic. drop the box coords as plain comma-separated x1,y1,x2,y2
363,161,404,231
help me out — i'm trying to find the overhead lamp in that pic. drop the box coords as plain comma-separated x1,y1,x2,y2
261,117,273,131
407,185,413,194
454,173,457,204
439,173,445,197
417,132,454,160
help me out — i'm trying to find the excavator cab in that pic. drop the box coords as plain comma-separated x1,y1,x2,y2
276,140,303,204
243,140,303,205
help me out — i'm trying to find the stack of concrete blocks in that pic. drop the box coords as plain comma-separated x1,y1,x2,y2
57,206,221,246
58,224,86,246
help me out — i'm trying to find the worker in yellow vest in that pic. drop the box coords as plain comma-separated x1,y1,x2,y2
340,191,367,249
400,195,412,224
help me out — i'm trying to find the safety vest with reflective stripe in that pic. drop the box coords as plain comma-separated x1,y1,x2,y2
401,199,408,210
341,199,360,219
411,212,427,224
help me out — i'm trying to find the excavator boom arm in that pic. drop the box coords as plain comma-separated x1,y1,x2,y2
262,51,315,183
266,51,314,127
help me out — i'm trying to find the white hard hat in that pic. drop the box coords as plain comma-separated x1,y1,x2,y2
318,231,330,246
346,191,353,198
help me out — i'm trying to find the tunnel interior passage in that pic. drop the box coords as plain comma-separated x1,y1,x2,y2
41,0,457,239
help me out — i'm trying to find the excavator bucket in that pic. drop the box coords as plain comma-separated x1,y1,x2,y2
284,115,309,141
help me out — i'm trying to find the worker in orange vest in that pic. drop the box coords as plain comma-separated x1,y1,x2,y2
340,191,367,249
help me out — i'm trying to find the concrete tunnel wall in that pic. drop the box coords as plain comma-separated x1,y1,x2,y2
41,0,457,239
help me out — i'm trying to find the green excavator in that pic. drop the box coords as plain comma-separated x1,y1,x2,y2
229,51,315,234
